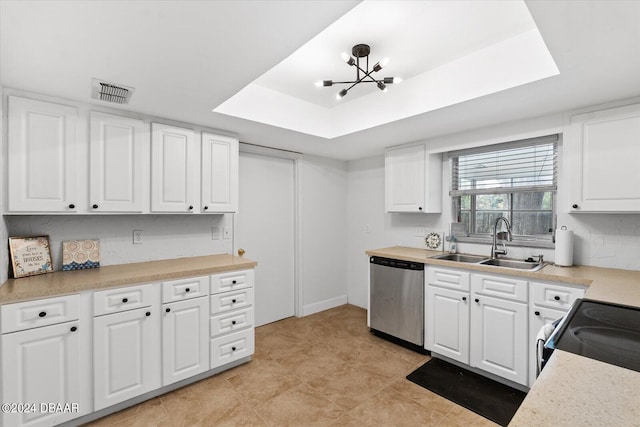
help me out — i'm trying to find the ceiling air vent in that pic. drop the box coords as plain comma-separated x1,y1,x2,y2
92,78,134,104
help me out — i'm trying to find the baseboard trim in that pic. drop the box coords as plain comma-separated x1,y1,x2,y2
302,295,348,316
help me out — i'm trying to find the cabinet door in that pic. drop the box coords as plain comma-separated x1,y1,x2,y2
426,286,470,364
8,96,79,213
162,297,209,386
528,306,565,387
93,308,160,410
201,133,238,213
90,112,147,212
151,123,198,213
569,103,640,212
1,321,82,427
470,294,528,386
385,145,425,212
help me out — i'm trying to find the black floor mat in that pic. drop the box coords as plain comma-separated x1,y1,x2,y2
406,358,527,426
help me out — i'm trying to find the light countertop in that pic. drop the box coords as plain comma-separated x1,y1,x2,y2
0,254,257,305
366,246,640,427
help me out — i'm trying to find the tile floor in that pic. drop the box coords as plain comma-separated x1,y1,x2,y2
85,304,498,426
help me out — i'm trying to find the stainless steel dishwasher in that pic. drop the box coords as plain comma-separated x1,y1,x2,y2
370,256,425,351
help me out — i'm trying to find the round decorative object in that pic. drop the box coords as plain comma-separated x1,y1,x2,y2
425,232,441,249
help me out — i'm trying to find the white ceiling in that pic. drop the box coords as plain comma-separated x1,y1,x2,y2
1,1,640,160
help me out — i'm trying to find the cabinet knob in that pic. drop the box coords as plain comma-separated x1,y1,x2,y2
231,346,237,352
231,320,237,325
39,311,47,318
146,311,151,317
474,298,480,303
188,205,194,210
70,326,77,332
462,296,467,301
418,207,423,211
572,204,579,209
122,298,128,303
68,204,75,209
232,299,237,304
185,288,190,293
534,311,540,316
166,308,171,313
232,280,237,285
554,295,560,301
204,206,209,210
92,204,99,209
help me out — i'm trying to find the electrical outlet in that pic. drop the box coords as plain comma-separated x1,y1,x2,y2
223,227,231,239
133,229,143,244
211,226,220,240
364,224,371,234
416,226,426,237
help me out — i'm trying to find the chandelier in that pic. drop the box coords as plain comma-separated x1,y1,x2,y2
316,44,401,99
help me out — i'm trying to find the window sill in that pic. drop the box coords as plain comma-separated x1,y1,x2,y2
454,236,555,249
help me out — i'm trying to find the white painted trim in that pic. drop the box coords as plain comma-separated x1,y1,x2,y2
303,295,348,317
294,158,303,318
239,142,302,160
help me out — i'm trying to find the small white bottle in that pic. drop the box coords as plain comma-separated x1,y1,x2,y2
449,236,457,254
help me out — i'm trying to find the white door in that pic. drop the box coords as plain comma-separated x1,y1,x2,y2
8,96,79,213
235,151,295,326
90,111,147,212
201,133,239,213
470,295,528,386
151,123,198,213
1,321,81,427
93,308,160,410
427,286,470,364
162,297,209,386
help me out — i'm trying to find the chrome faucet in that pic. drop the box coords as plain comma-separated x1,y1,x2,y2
491,217,513,259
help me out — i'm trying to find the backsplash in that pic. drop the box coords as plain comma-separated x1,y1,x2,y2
5,214,233,271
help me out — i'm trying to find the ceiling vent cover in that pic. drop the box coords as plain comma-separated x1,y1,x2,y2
92,78,134,104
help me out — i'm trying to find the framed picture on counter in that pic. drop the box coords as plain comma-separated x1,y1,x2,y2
9,236,54,278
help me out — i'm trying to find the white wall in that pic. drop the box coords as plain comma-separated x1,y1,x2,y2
298,155,349,315
6,214,232,271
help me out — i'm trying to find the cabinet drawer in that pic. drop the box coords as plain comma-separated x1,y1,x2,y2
210,329,254,369
531,281,585,310
210,288,254,314
1,294,80,334
162,276,209,303
427,267,470,291
94,284,155,316
210,269,254,294
471,273,528,302
210,308,254,338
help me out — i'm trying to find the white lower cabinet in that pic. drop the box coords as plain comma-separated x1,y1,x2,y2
162,296,209,385
427,285,470,364
93,306,161,411
1,321,83,427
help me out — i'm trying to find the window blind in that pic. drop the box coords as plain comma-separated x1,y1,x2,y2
450,135,558,196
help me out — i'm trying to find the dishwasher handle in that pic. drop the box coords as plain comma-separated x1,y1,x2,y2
370,256,424,271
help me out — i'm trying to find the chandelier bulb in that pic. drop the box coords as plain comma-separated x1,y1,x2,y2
337,89,348,99
314,81,323,87
341,52,356,66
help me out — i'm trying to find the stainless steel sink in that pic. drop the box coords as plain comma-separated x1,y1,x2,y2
479,258,546,271
430,253,488,263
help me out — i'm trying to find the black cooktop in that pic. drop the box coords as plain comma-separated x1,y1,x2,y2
545,299,640,372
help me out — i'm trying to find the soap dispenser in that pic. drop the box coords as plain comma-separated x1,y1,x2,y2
449,236,457,254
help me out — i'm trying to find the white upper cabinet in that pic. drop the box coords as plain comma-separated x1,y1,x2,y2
385,144,442,213
7,96,79,213
151,123,198,213
90,112,147,213
568,103,640,212
201,133,238,213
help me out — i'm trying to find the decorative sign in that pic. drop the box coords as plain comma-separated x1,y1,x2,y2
9,236,54,278
62,240,100,271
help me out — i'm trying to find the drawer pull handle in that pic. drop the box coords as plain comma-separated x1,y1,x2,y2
534,311,540,316
232,280,237,285
188,205,194,210
68,203,75,209
231,346,236,352
70,326,77,332
474,298,480,303
166,308,171,313
122,298,128,303
185,288,190,293
92,204,99,209
231,320,237,325
462,297,467,301
39,311,47,317
146,311,151,317
554,296,560,301
204,206,209,210
232,299,237,304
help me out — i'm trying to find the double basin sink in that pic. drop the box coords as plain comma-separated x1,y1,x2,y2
431,253,546,272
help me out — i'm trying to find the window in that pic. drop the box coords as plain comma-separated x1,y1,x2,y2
449,135,558,245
